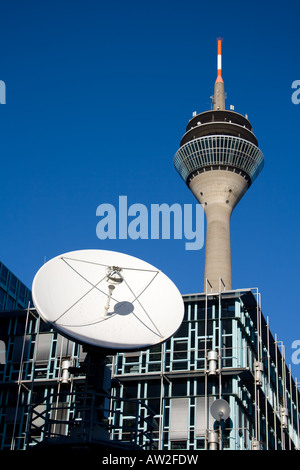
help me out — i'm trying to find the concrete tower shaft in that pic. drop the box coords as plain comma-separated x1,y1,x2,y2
173,40,264,291
189,170,248,290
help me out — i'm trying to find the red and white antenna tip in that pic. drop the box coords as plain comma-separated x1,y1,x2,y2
216,37,223,83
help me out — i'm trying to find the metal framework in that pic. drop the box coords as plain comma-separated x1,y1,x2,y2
26,390,154,450
109,286,300,450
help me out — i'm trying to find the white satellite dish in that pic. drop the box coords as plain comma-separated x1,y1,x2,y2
210,399,230,421
32,249,184,351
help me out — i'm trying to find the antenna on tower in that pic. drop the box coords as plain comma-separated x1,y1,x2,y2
216,37,224,84
213,37,225,110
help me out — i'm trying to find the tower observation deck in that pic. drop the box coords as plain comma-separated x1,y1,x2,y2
174,39,264,291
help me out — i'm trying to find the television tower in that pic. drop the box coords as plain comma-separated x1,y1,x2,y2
174,39,264,291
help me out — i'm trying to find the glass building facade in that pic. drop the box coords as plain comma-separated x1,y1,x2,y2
110,289,300,450
0,262,31,312
0,282,299,450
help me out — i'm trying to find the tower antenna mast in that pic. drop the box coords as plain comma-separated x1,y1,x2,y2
213,37,225,110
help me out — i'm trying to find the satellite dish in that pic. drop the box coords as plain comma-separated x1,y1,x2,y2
32,249,184,351
210,399,230,421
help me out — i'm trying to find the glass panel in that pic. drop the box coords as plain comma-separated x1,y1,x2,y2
36,334,52,361
6,296,15,311
0,265,8,286
172,379,187,396
195,396,214,437
9,275,17,295
169,397,189,441
173,340,188,360
12,335,30,362
18,283,26,303
0,339,6,365
147,380,161,398
0,289,6,309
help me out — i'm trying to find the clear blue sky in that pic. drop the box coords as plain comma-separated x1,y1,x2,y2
0,1,300,373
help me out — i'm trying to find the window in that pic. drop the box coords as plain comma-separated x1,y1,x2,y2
36,334,52,362
18,283,26,304
195,303,205,320
0,265,8,286
124,353,140,374
123,382,138,400
123,382,138,415
169,397,189,441
0,289,6,310
0,340,6,365
222,302,236,318
6,297,15,311
195,397,214,437
222,319,232,334
9,275,17,296
147,380,161,415
11,336,30,363
171,379,187,397
147,380,161,398
148,345,161,362
173,340,188,360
